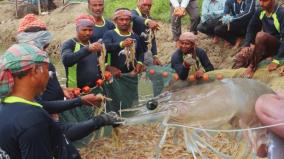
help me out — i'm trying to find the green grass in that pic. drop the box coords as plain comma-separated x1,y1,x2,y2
104,0,202,23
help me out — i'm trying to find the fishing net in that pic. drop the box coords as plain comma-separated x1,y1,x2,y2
207,59,284,91
58,64,175,147
59,58,284,157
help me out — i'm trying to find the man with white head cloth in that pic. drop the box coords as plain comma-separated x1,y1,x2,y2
171,32,214,80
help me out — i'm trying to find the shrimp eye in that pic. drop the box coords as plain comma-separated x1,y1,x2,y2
146,99,158,110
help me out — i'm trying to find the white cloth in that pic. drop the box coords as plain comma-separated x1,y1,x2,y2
170,0,190,8
16,31,52,50
183,54,196,65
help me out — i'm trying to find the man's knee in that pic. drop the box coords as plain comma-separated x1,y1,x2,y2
255,32,270,43
197,23,205,33
191,15,200,23
214,25,225,35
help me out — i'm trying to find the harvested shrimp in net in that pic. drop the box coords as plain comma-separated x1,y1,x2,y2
119,39,136,70
98,42,107,79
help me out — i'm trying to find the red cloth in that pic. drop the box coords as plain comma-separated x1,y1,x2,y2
17,14,47,33
113,10,132,20
75,14,95,27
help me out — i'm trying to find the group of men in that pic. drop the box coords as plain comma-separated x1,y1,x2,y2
0,0,284,158
198,0,284,79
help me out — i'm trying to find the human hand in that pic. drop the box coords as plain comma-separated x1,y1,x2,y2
173,7,183,17
81,93,103,106
195,69,204,79
280,67,284,76
96,111,123,126
147,20,160,31
153,56,162,65
106,65,122,78
220,15,233,24
62,87,76,99
237,46,254,58
134,63,144,74
88,42,102,52
173,7,179,16
180,7,186,16
267,63,279,72
122,38,134,48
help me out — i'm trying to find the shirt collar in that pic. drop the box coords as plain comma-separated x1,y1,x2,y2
95,16,106,27
114,27,131,36
135,8,142,17
2,96,42,108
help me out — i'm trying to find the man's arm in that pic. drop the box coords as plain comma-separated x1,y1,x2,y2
171,52,189,80
60,112,121,141
39,98,82,114
243,11,262,47
103,32,122,52
198,49,214,72
61,40,91,67
274,11,284,59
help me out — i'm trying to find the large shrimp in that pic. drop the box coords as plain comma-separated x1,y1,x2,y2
118,78,284,158
118,39,136,70
98,42,107,79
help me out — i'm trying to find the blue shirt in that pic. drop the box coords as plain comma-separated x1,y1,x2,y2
103,29,144,73
201,0,226,22
61,38,101,88
0,98,61,159
131,8,157,55
90,17,115,42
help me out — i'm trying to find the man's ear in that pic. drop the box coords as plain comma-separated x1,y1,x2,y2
176,41,180,48
26,65,38,80
30,65,42,77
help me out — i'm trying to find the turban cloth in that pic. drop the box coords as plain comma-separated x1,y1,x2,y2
16,31,52,50
0,43,49,97
18,14,47,33
179,32,197,43
113,10,132,20
75,14,95,31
